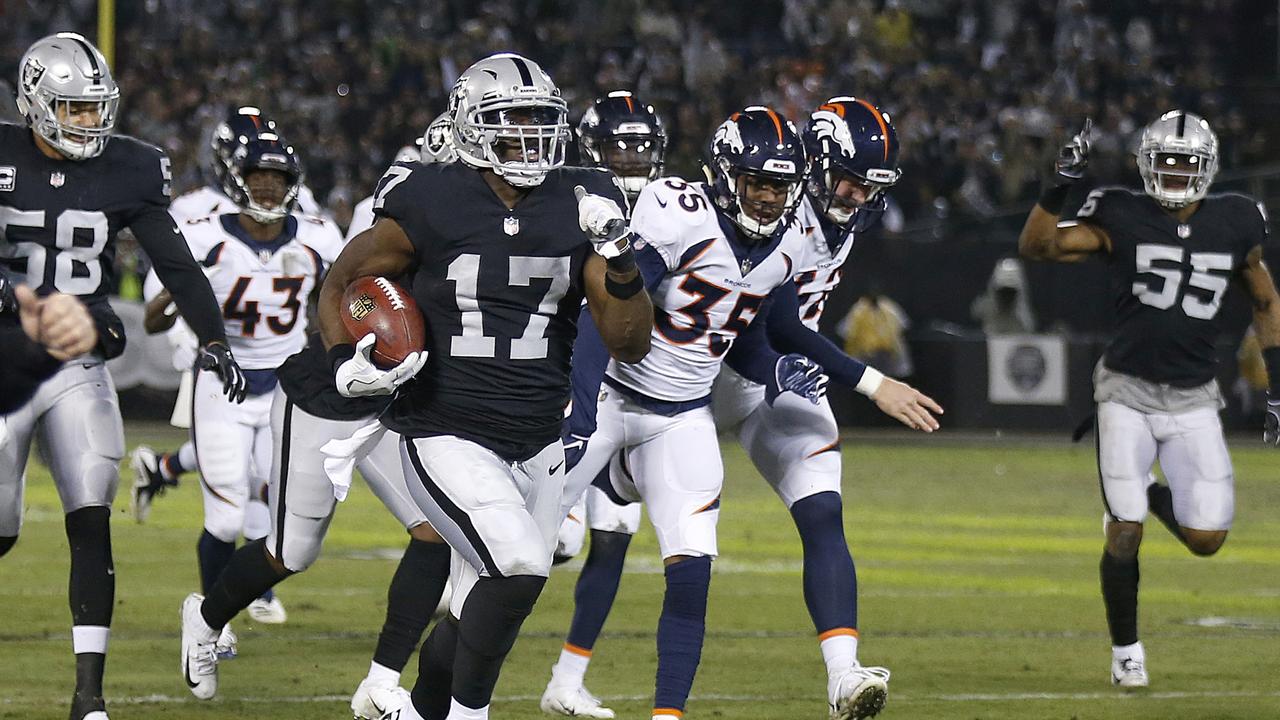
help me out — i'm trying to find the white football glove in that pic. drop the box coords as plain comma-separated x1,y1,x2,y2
574,185,630,259
335,333,427,398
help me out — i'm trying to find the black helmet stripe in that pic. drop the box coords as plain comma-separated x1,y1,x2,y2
511,56,535,88
1175,111,1186,137
70,36,102,79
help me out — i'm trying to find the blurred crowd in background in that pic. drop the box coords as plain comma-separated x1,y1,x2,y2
2,0,1269,231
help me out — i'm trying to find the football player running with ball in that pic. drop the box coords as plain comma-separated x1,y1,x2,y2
318,53,652,720
1020,111,1280,688
0,33,246,720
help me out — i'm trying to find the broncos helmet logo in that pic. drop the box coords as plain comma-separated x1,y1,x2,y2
810,109,857,160
713,117,745,155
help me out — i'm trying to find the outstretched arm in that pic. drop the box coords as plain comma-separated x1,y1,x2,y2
765,281,942,431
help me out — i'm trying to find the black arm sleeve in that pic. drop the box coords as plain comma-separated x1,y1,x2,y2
763,281,869,388
130,208,227,346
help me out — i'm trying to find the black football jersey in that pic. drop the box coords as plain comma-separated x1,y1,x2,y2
375,162,624,461
278,332,391,421
1071,186,1268,386
0,122,170,303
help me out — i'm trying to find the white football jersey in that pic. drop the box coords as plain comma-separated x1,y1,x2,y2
607,178,809,401
790,197,856,330
169,184,324,225
181,212,342,369
347,194,376,241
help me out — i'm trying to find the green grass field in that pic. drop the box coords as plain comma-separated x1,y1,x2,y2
2,423,1279,720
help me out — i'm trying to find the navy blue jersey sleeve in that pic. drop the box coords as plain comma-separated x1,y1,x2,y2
635,242,668,293
724,297,782,386
565,305,610,438
764,281,869,388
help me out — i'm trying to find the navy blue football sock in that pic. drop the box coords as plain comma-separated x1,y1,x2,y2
197,530,237,596
790,492,858,633
374,537,452,672
1100,550,1140,646
654,556,712,715
565,529,633,651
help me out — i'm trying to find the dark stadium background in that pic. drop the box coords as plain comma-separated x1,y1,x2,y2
5,0,1279,431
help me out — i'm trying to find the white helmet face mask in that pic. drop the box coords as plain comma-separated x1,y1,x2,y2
1136,110,1219,209
15,33,120,161
448,53,569,187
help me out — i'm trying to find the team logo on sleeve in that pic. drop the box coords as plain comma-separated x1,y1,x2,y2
0,166,14,192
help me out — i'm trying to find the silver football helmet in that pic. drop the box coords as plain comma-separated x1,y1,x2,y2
14,33,120,160
448,53,569,187
1136,110,1219,209
421,113,457,164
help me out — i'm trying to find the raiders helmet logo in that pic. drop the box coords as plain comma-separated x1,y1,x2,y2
20,57,46,95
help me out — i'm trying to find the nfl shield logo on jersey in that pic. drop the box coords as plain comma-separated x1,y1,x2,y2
49,171,65,188
0,166,14,191
504,216,520,236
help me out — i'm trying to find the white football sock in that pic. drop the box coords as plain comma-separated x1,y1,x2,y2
549,644,592,687
72,625,110,654
821,632,858,678
1113,641,1144,661
447,698,489,719
366,659,401,686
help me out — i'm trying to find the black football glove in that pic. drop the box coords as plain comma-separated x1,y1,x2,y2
1055,117,1092,181
1265,391,1280,446
198,341,248,403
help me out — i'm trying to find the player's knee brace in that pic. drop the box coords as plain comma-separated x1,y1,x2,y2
0,535,16,557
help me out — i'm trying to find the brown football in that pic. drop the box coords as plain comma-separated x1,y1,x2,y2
340,276,426,369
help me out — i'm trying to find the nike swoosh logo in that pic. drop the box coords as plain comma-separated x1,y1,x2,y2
184,658,200,689
656,197,668,208
549,460,566,475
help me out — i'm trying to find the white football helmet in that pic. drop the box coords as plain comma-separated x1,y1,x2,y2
15,33,119,160
1136,110,1219,209
448,53,569,187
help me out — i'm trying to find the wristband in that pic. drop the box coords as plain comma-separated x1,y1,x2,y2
605,272,644,299
605,241,637,273
855,366,885,397
1264,346,1280,394
328,343,356,375
1038,183,1072,215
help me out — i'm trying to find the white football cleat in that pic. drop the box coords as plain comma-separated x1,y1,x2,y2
247,595,288,624
351,677,411,719
828,665,889,719
540,681,616,718
215,623,238,660
180,593,219,700
1111,656,1149,688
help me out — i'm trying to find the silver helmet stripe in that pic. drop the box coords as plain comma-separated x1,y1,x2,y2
68,35,102,80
